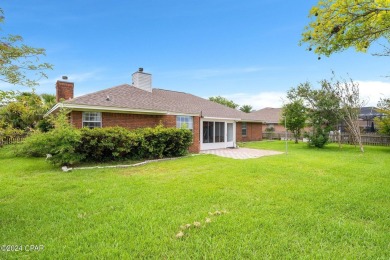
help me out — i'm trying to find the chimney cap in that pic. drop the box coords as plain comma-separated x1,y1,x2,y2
62,76,68,80
138,68,144,72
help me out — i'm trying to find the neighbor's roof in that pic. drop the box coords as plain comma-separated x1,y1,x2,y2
48,84,262,122
359,107,383,119
250,107,282,124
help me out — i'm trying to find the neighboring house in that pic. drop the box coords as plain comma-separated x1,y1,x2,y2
358,107,384,133
46,68,263,153
251,106,384,135
250,107,285,133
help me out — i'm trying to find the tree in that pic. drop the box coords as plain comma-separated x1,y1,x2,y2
209,96,239,109
0,92,56,131
0,90,17,106
327,77,366,152
239,104,253,113
281,100,307,144
375,97,390,135
301,0,390,57
288,82,341,148
1,8,52,87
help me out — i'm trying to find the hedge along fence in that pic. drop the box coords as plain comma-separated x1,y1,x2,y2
18,125,193,166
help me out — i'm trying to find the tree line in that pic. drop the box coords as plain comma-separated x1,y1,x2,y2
208,96,253,113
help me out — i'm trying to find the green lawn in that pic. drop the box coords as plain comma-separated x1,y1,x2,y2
1,141,389,259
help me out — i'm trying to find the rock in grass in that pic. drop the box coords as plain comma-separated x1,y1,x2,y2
193,221,201,228
176,231,184,239
61,166,72,172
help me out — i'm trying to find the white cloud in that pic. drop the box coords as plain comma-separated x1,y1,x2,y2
223,91,286,110
357,80,390,106
221,80,390,111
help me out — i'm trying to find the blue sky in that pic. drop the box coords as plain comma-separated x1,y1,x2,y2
2,0,390,109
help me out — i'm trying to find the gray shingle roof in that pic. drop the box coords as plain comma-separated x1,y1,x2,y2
63,84,262,122
250,107,282,124
359,106,383,119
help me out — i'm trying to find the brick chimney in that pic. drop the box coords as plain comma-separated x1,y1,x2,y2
132,68,152,92
56,77,74,102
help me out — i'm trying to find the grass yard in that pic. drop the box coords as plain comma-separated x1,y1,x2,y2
0,141,389,259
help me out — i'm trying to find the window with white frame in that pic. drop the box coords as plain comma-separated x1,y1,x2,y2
242,122,247,136
176,116,193,131
82,112,102,128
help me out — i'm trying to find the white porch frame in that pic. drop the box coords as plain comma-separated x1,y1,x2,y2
200,119,236,150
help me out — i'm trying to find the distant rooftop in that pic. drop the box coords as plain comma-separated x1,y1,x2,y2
359,107,384,120
250,107,282,124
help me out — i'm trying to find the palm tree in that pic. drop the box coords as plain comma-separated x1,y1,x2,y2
239,105,253,113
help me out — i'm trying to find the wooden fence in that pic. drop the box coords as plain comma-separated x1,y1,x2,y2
262,132,294,140
329,134,390,146
262,132,390,146
0,135,27,146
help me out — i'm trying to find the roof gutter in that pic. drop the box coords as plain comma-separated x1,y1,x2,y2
201,116,263,123
243,120,265,123
44,103,200,117
44,103,63,118
202,116,242,121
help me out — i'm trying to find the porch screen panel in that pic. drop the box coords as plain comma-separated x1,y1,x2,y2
203,121,214,143
215,122,225,143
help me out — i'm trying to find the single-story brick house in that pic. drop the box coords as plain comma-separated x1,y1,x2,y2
251,107,285,133
46,68,263,153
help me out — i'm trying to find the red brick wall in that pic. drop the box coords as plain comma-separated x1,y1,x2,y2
236,122,262,142
102,113,165,129
70,111,200,153
189,116,200,153
160,115,176,128
262,124,286,134
56,81,74,102
71,111,82,128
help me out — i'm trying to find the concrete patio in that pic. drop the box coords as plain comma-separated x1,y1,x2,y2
200,147,284,159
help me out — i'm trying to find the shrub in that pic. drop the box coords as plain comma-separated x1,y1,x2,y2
19,124,193,166
305,128,329,148
18,126,83,166
265,126,275,133
78,126,193,161
77,127,141,162
36,118,54,132
135,126,192,159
